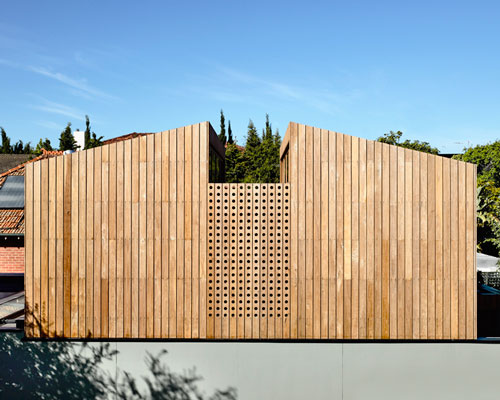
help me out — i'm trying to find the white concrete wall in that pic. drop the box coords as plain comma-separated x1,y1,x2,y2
73,129,85,150
114,342,499,399
2,333,499,400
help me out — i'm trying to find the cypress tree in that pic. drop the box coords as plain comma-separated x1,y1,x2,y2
22,141,33,154
0,127,12,154
213,112,282,183
228,121,234,144
243,120,261,182
274,129,281,154
84,115,91,149
83,116,103,149
12,140,23,154
263,114,273,141
259,114,280,183
225,143,245,183
59,123,78,151
218,109,227,146
272,128,282,182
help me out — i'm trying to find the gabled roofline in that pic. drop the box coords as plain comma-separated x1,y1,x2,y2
0,149,64,179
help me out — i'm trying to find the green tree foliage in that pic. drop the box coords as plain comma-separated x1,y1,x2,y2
454,141,500,257
0,127,12,153
221,115,281,183
274,129,281,152
225,143,245,183
59,122,78,151
34,138,54,156
476,184,500,257
10,140,32,154
454,141,500,185
84,115,103,149
377,130,439,154
242,120,262,182
0,127,33,154
262,114,273,141
22,142,33,154
228,121,234,144
11,140,23,154
87,132,104,149
218,109,227,146
258,114,281,183
1,115,102,155
84,115,91,149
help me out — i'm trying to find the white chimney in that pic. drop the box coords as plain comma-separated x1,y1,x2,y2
74,129,85,150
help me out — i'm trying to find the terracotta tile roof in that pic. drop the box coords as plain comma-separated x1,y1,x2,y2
102,132,152,145
0,154,31,175
225,143,245,152
0,132,153,235
0,149,62,235
0,209,24,235
0,149,64,180
41,149,64,156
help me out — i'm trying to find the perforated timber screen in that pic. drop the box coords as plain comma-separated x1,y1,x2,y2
208,184,291,339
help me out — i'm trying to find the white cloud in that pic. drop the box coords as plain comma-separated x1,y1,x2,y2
1,55,119,102
31,98,84,121
195,65,363,116
36,120,63,130
28,66,118,101
0,58,19,68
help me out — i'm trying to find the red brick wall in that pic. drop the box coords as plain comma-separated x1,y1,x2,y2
0,246,24,274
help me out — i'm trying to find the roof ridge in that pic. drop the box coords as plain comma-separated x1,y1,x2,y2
102,132,153,145
0,150,63,179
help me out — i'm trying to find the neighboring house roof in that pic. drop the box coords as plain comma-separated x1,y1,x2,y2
0,149,64,183
0,149,63,235
0,209,24,235
0,176,24,209
0,132,153,236
0,154,31,175
225,142,245,152
102,132,152,145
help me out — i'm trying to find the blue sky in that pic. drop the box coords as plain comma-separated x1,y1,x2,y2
0,0,499,153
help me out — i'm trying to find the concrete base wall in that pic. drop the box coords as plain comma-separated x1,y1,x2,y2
1,333,498,399
116,341,498,400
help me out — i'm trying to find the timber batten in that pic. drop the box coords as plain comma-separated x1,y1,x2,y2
25,121,477,339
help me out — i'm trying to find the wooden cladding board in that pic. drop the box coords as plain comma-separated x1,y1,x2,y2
25,122,210,338
207,184,290,339
280,122,477,340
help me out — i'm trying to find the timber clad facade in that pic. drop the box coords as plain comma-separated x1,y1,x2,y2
25,121,477,340
281,123,477,340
